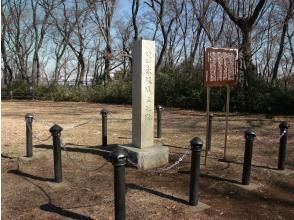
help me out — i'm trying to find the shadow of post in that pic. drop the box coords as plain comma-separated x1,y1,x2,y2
33,144,117,160
40,203,93,220
8,168,94,219
126,183,189,205
8,169,54,182
200,173,240,184
218,159,278,170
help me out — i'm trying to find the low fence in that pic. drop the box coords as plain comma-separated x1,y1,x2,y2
4,107,291,219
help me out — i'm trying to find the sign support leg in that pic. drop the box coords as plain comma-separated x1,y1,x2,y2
224,86,230,160
204,86,210,165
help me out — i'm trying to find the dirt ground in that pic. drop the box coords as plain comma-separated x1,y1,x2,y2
1,100,294,220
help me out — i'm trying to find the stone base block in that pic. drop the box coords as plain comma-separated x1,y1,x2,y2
231,183,260,191
118,144,169,170
47,181,69,191
272,169,294,176
191,202,210,212
20,156,33,162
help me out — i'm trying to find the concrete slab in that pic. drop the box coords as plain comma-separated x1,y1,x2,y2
119,144,169,170
46,181,69,191
271,169,294,176
19,156,33,162
231,182,260,191
190,201,210,212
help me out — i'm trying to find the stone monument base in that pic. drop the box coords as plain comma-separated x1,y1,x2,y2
118,144,169,170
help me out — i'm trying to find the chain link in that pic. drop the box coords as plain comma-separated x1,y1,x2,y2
153,148,190,175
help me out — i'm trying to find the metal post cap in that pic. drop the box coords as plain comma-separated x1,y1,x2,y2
25,113,34,119
156,105,163,110
100,108,109,115
190,137,203,150
245,129,256,139
279,121,289,129
49,124,63,134
110,147,128,164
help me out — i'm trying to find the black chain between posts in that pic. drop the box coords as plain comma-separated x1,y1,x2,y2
254,128,288,146
61,118,96,130
24,114,110,172
25,115,99,140
32,115,98,130
60,138,112,173
105,111,123,121
126,145,191,176
25,118,52,142
26,114,289,172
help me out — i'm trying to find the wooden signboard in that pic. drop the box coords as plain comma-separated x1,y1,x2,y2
204,47,238,87
203,47,238,164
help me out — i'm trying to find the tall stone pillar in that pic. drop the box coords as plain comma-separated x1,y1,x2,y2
132,40,155,148
119,39,169,169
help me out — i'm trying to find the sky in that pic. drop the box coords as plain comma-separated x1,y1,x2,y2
117,0,133,18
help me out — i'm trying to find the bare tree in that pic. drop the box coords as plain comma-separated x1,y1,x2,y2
193,0,225,47
114,20,133,79
5,0,34,82
213,0,266,86
132,0,140,41
1,2,13,86
30,0,55,98
50,0,90,86
145,0,184,72
48,1,72,82
271,0,294,83
88,0,117,84
187,1,204,65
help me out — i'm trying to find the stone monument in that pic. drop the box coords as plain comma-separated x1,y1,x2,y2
120,39,169,169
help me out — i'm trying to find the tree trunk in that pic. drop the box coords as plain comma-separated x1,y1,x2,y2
1,21,13,86
271,0,293,84
78,52,86,85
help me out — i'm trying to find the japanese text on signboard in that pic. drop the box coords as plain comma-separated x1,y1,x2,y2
204,48,238,86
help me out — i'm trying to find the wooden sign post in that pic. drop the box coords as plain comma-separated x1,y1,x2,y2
204,47,238,163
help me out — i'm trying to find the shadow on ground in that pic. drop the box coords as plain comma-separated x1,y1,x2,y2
8,169,54,182
127,183,189,205
33,144,115,159
40,203,93,220
218,159,278,170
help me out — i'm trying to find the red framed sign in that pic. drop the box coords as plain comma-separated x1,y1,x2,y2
204,47,238,86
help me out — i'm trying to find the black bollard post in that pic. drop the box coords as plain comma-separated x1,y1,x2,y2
242,130,256,185
156,105,163,138
110,147,128,220
278,122,290,170
25,113,34,157
49,124,63,183
100,109,109,147
207,113,213,151
189,137,203,206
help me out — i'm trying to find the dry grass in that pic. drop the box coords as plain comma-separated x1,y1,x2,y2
1,100,294,219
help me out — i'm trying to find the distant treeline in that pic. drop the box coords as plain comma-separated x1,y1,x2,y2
2,64,294,114
1,0,294,114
